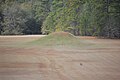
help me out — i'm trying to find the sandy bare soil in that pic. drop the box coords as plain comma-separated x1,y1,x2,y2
0,35,120,80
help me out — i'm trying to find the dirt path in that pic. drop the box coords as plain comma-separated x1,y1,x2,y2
0,36,120,80
0,35,46,37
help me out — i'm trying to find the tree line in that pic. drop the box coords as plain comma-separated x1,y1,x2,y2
0,0,120,38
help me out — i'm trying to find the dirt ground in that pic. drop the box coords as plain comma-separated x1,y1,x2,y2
0,35,120,80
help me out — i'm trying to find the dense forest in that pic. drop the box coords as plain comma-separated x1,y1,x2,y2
0,0,120,38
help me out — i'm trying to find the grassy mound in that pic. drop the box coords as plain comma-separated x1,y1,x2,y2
29,31,94,48
49,31,75,38
30,32,79,46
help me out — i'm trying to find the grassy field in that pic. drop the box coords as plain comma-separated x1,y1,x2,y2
0,32,120,80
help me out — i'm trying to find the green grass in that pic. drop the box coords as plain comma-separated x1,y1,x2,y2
28,32,96,49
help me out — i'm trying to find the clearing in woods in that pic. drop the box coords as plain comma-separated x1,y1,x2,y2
0,32,120,80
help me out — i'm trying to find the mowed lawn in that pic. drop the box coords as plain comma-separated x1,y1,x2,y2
0,35,120,80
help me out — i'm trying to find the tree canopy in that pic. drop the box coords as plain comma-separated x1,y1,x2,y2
0,0,120,38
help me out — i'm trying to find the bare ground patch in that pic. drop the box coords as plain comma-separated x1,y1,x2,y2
0,36,120,80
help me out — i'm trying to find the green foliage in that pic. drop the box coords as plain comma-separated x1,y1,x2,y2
0,0,41,35
41,0,120,38
33,0,51,22
1,2,27,34
0,0,119,38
